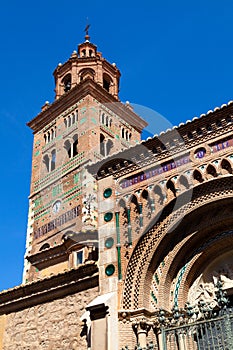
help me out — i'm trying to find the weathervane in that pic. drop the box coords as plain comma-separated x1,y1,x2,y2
84,20,90,41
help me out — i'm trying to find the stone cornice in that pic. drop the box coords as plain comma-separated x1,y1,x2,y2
27,78,147,133
0,263,98,315
88,102,233,179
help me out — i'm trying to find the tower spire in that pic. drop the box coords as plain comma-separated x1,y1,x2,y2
84,22,90,42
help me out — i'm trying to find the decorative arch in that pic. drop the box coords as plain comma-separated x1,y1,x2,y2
206,163,218,178
193,169,204,183
121,176,233,312
166,179,176,199
153,184,164,205
179,174,190,190
39,243,50,251
79,68,95,81
62,73,71,93
103,73,112,92
221,158,232,174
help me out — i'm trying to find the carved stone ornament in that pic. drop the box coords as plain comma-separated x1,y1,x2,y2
188,251,233,307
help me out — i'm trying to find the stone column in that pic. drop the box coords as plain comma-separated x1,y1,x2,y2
132,318,151,348
86,303,109,350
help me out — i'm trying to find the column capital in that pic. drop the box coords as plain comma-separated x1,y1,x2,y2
132,317,153,334
86,303,109,321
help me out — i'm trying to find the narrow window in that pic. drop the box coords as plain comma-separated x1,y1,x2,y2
100,134,105,156
75,110,78,122
64,140,72,158
76,250,83,265
103,74,111,92
68,116,71,127
106,139,113,155
51,150,56,171
63,74,71,93
43,155,50,172
73,135,78,157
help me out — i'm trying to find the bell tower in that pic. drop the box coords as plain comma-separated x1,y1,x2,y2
23,32,147,284
53,32,120,100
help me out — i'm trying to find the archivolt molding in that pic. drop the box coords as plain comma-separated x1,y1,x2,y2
175,230,233,309
121,176,233,311
155,222,233,311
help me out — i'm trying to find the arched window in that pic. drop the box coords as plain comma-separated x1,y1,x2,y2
43,155,50,172
101,113,105,125
206,164,217,177
68,116,71,127
62,74,71,93
187,132,193,140
166,179,176,198
193,169,203,183
216,119,222,128
154,185,164,205
196,128,203,136
121,128,125,139
206,124,212,132
221,159,232,174
73,135,78,157
80,68,95,81
106,139,113,155
64,136,78,159
179,175,190,190
64,140,72,158
75,110,78,122
226,116,232,124
51,150,56,171
103,73,111,92
106,116,109,127
100,134,105,156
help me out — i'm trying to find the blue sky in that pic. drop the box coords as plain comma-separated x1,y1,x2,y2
0,0,233,290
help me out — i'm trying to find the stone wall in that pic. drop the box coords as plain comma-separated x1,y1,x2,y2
2,286,98,350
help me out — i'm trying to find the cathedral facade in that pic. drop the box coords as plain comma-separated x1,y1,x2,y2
0,34,233,349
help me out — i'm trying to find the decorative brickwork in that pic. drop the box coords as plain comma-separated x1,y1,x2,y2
121,176,233,310
5,33,233,349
